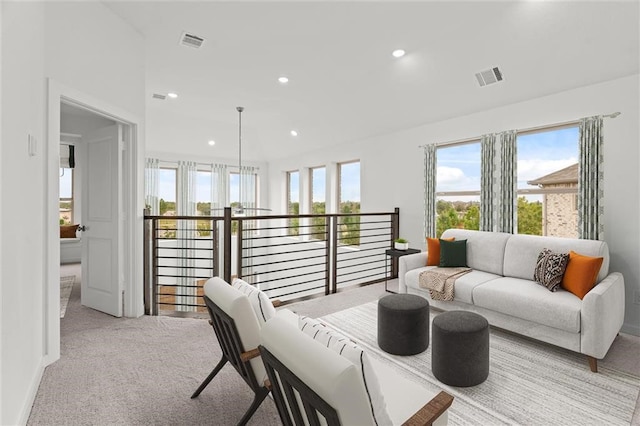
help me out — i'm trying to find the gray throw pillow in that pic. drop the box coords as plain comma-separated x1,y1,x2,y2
533,248,569,292
439,239,468,267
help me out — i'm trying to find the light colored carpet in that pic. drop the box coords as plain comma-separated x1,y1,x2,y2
59,275,74,318
28,277,640,425
321,301,640,425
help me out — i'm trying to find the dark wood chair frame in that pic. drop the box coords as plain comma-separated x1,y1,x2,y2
259,345,454,426
191,295,268,426
260,345,341,426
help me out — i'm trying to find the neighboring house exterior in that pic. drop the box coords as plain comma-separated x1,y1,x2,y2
527,163,578,238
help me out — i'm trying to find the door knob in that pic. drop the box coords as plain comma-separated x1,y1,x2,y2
77,225,87,232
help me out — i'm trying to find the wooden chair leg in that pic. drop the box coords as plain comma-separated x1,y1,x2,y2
587,356,598,373
238,387,270,426
191,355,228,398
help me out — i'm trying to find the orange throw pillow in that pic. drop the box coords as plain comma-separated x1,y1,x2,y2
561,250,604,299
426,237,455,266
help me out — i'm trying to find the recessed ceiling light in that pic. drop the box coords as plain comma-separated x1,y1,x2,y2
290,130,298,137
392,49,406,58
208,140,215,146
278,76,289,84
167,92,178,99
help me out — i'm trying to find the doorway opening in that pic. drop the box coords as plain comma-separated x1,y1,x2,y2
46,80,143,366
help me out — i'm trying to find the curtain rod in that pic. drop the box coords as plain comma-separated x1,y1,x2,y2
418,111,621,149
157,159,259,170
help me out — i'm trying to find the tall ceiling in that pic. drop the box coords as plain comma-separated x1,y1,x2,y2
104,1,639,162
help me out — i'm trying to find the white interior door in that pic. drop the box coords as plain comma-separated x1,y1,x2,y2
81,124,123,317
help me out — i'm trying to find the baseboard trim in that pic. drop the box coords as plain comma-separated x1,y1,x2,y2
16,361,45,425
621,322,640,337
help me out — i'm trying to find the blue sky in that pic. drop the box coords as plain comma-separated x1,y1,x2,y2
59,169,73,198
437,126,579,196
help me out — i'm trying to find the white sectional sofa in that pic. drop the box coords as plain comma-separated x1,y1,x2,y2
399,229,625,372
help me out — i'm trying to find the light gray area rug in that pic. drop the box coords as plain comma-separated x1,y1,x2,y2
59,275,74,318
320,301,640,425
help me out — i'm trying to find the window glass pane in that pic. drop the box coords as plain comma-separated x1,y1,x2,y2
196,171,211,215
436,143,481,237
338,161,360,245
517,126,579,237
59,168,73,224
158,168,177,238
196,170,212,236
310,167,326,240
287,171,299,236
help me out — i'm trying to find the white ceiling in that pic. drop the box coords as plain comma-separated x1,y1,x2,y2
104,1,639,162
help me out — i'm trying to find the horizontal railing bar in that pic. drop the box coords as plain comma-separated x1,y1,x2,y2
336,252,384,262
336,258,385,271
256,277,326,289
351,239,391,247
242,269,325,284
154,255,215,260
336,271,385,285
336,246,387,255
155,265,214,271
242,246,327,259
146,215,225,220
153,237,219,241
158,302,206,308
241,261,327,277
247,254,327,269
338,231,390,239
155,275,215,279
243,240,328,251
262,285,326,298
337,265,385,277
242,229,327,240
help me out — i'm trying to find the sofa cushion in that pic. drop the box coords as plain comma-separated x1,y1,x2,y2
503,234,609,283
472,277,582,333
426,237,454,266
439,239,468,267
561,251,604,299
440,229,511,276
533,248,569,292
298,316,392,426
232,278,276,324
406,267,501,304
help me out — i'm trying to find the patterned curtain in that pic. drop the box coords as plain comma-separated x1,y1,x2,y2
480,134,496,232
176,161,197,311
144,158,159,215
423,144,437,238
578,116,604,240
210,163,228,214
498,131,517,233
239,166,259,279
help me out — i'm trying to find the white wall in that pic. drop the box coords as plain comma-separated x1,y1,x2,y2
1,3,46,425
1,2,145,424
268,74,640,336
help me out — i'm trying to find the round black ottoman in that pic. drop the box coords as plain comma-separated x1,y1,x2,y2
377,294,430,355
432,310,489,387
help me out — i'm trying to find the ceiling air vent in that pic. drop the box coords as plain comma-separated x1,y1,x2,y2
180,32,205,49
475,66,504,87
152,93,166,100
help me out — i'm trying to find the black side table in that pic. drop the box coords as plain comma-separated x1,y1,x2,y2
384,248,421,293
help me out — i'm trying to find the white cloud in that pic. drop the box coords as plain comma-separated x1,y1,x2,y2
518,157,577,183
437,166,480,192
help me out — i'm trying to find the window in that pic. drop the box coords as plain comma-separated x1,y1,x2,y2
287,171,299,236
310,166,326,240
338,161,361,245
436,142,481,237
195,170,212,236
516,126,579,238
59,168,74,225
158,167,177,237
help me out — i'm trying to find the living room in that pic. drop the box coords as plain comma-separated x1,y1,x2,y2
1,1,639,425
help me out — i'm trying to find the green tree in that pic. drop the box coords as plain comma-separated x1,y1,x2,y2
517,197,543,235
436,207,459,237
310,202,327,240
463,204,480,231
288,202,300,236
339,201,361,246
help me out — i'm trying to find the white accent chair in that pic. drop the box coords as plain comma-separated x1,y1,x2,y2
191,277,297,425
260,316,454,425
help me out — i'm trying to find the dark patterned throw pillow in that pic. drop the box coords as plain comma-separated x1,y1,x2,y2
533,248,570,292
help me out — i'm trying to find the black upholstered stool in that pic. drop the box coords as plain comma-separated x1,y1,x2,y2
377,294,430,355
432,310,489,387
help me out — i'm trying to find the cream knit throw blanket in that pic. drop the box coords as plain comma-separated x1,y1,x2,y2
419,267,472,301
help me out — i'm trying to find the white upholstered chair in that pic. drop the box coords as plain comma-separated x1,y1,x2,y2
191,277,297,425
259,316,454,426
